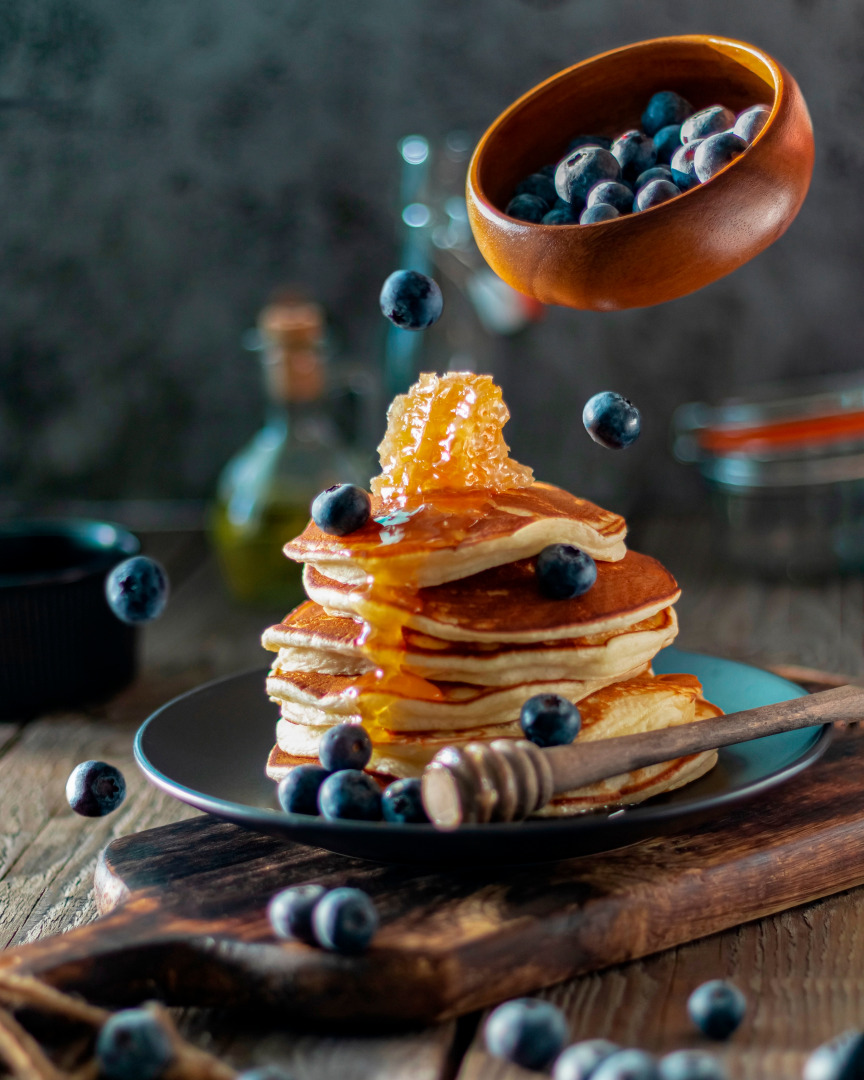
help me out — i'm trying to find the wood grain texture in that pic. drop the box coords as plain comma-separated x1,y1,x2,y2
467,35,814,310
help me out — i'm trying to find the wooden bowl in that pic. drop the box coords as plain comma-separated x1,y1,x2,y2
466,35,814,310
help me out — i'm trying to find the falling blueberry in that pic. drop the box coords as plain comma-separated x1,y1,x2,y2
312,886,379,954
506,193,549,222
484,998,569,1072
641,90,693,137
514,172,558,206
580,203,620,224
382,778,430,823
268,884,327,945
553,1039,621,1080
277,765,330,816
105,556,169,625
318,769,382,821
520,693,582,748
311,484,372,536
555,147,621,205
379,269,443,330
734,104,771,144
66,761,126,817
611,130,657,183
536,544,597,600
96,1009,175,1080
694,131,747,183
592,1049,660,1080
635,178,680,212
687,980,746,1040
586,181,635,215
681,105,735,144
583,391,641,450
653,124,683,165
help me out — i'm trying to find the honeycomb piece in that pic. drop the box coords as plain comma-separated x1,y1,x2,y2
371,372,534,505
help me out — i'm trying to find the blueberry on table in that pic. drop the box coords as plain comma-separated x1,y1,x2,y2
670,141,704,191
734,104,771,144
312,886,379,954
311,483,372,536
635,178,680,212
592,1049,660,1080
635,165,674,190
105,556,169,624
803,1030,864,1080
553,1039,620,1080
319,722,373,772
583,391,641,450
382,778,430,823
641,90,693,137
658,1049,727,1080
505,193,549,222
681,105,735,144
379,269,443,330
687,980,746,1039
96,1008,175,1080
542,207,578,225
277,765,330,815
611,130,657,183
318,769,382,821
555,147,621,205
536,544,597,600
653,123,683,164
66,760,126,817
267,883,327,944
586,181,634,215
520,692,582,747
580,203,620,224
484,998,569,1071
514,171,558,206
694,131,747,183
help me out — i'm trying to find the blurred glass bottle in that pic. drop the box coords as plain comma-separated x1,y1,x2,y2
209,293,364,609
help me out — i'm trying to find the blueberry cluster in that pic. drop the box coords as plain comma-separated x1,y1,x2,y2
268,883,379,954
277,721,430,824
504,92,771,226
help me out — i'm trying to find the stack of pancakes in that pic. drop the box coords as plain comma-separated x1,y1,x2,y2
263,480,720,815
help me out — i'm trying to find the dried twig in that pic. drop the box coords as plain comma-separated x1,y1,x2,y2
0,972,109,1028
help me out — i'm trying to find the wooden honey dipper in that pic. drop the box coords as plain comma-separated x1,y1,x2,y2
420,684,864,829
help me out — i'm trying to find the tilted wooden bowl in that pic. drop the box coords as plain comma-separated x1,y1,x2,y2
466,35,814,311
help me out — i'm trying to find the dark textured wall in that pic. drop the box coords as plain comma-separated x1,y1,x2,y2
0,0,858,518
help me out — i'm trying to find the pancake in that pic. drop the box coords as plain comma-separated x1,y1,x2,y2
283,482,627,588
303,548,680,644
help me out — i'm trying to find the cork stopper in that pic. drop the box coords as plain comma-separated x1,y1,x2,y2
258,296,326,403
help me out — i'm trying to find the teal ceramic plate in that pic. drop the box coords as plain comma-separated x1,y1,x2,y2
134,647,830,864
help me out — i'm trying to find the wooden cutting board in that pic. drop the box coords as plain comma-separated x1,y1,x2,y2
1,697,864,1023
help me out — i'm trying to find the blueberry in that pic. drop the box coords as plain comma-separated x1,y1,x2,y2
311,483,372,536
681,105,735,143
553,1039,620,1080
318,769,382,821
580,204,619,224
520,693,582,747
96,1009,174,1080
804,1030,864,1080
653,124,683,164
505,193,549,222
319,722,372,772
312,886,379,954
693,131,747,183
586,181,634,215
635,179,680,212
484,998,568,1071
236,1069,296,1080
641,90,694,136
542,207,577,225
105,556,169,625
379,269,443,330
635,165,674,190
267,883,326,944
555,147,621,205
733,104,771,144
670,140,704,190
610,130,657,183
658,1050,727,1080
592,1050,660,1080
583,391,641,450
382,778,429,823
277,765,329,815
514,172,557,206
66,760,126,817
536,543,597,600
687,980,746,1040
568,134,613,152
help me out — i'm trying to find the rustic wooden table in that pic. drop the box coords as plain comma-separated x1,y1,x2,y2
5,520,864,1080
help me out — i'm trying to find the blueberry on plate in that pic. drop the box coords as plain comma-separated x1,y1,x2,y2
582,391,641,450
669,140,704,190
635,179,680,212
803,1030,864,1080
681,105,735,144
379,269,443,330
105,556,169,624
484,998,569,1071
542,207,578,225
520,693,582,748
610,130,657,183
514,171,558,206
586,181,634,215
592,1049,660,1080
268,883,327,944
555,147,621,205
536,544,597,600
658,1049,727,1080
277,765,330,815
635,165,674,190
580,204,619,224
96,1008,175,1080
236,1068,297,1080
505,193,549,222
311,483,372,536
312,886,379,954
382,778,430,823
641,90,693,137
66,760,126,817
553,1039,620,1080
318,769,383,821
319,722,373,772
733,104,771,144
687,980,746,1040
653,124,683,164
693,131,747,183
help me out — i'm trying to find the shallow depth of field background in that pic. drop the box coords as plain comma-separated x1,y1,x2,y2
0,0,857,522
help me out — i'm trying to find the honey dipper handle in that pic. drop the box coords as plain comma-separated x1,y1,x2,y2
544,684,864,794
